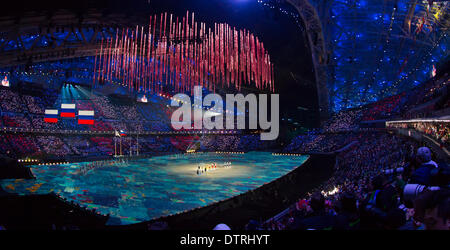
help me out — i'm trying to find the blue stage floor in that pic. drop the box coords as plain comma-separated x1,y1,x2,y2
0,152,308,225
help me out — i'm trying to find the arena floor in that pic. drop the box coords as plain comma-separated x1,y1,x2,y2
0,152,308,225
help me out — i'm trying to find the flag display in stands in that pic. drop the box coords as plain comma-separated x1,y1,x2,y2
60,104,76,118
78,110,95,125
44,109,59,123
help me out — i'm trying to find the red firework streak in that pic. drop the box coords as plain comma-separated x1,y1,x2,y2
163,12,167,85
109,36,112,83
93,48,97,89
97,38,103,87
139,26,144,90
147,17,151,92
99,38,103,84
112,29,118,82
104,38,109,83
94,12,275,94
106,38,111,82
103,38,107,83
133,26,138,90
128,32,133,90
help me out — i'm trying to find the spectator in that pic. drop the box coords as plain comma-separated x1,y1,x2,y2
411,147,439,185
213,223,231,230
333,192,359,230
294,192,336,230
414,190,450,230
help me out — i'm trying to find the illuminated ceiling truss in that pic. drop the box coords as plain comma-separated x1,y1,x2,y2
1,1,449,114
309,0,449,111
0,10,133,67
286,0,331,120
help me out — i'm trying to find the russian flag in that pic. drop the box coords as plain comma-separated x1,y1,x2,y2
60,104,76,118
44,109,59,123
120,130,127,137
78,110,95,125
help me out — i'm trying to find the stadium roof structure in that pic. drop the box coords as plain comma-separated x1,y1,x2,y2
261,0,449,112
307,0,449,111
0,0,448,116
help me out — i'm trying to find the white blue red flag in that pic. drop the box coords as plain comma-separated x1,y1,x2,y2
78,110,95,125
44,109,59,123
60,104,76,118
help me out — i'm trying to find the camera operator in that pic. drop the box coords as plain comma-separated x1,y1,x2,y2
401,161,449,205
410,147,439,185
413,189,450,230
359,175,406,229
395,146,449,229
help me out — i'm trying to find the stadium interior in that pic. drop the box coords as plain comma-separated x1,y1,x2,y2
0,0,448,232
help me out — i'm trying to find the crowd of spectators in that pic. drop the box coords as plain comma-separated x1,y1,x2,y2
0,89,26,113
22,95,45,114
387,122,449,149
400,73,449,118
312,74,449,133
260,132,449,230
362,93,406,121
283,133,356,153
36,136,72,157
2,114,31,128
0,132,276,160
63,136,100,157
4,134,40,158
90,96,118,119
0,87,175,135
323,109,363,132
197,135,276,152
412,122,448,146
1,73,448,231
